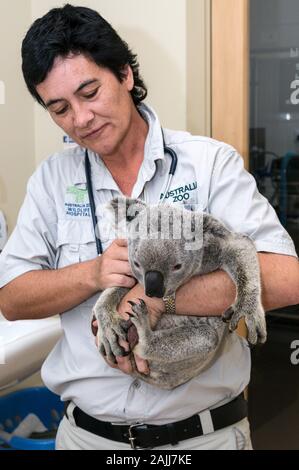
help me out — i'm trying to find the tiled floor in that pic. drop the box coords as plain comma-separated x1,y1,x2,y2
248,307,299,450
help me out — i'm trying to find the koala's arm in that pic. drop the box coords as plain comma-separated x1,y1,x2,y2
216,234,266,343
220,234,262,312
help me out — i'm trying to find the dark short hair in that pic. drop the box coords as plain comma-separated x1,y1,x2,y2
21,4,147,107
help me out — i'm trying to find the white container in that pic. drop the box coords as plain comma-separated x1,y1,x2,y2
0,314,62,390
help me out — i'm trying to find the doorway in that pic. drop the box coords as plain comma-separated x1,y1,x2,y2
212,0,299,450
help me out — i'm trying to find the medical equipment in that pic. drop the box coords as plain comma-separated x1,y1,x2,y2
84,128,178,255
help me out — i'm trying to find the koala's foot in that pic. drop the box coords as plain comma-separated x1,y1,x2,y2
92,286,132,362
94,312,131,363
127,298,151,333
92,297,131,363
222,303,267,345
245,304,267,345
126,299,154,358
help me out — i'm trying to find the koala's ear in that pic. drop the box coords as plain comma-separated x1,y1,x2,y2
106,196,146,223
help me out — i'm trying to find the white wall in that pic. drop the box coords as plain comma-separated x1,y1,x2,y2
0,0,35,234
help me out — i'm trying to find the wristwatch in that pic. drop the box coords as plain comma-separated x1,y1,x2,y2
162,292,176,315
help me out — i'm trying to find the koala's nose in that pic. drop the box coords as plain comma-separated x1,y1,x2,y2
144,271,165,298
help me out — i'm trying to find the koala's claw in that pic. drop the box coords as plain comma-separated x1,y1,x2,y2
121,350,131,357
228,312,241,332
222,306,242,331
222,307,234,323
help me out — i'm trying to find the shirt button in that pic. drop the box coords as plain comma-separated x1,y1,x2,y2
133,379,141,389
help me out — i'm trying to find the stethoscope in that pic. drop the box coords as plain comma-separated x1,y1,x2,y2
84,128,178,255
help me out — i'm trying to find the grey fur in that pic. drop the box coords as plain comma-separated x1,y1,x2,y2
92,197,266,389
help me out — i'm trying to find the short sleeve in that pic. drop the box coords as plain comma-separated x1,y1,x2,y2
208,146,297,257
0,173,57,288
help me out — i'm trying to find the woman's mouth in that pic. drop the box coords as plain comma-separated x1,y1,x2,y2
81,124,107,140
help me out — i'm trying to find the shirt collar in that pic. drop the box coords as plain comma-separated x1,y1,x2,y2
138,103,165,165
73,102,165,190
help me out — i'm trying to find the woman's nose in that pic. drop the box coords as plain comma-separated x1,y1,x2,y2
73,104,95,129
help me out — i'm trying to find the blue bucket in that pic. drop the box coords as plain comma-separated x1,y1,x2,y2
0,387,63,450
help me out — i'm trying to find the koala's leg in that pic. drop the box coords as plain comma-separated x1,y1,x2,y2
92,286,131,362
128,300,219,362
221,234,267,345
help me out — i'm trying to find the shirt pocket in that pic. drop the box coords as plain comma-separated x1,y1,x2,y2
55,219,97,269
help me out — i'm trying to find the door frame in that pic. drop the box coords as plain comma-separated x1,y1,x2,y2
211,0,249,168
211,0,249,341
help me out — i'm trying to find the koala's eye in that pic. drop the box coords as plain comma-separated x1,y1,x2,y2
134,261,140,268
173,264,182,271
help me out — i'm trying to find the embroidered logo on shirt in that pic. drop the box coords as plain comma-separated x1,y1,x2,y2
66,186,88,203
65,186,90,217
160,181,198,203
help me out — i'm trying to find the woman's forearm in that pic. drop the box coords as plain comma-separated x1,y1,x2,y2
175,270,236,316
0,259,100,321
175,253,299,317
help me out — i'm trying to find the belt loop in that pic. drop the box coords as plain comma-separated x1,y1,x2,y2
198,409,214,435
65,402,77,427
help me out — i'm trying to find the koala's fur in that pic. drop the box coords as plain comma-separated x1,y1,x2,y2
92,197,266,389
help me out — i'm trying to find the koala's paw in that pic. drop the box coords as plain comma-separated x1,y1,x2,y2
127,299,151,334
245,305,267,345
92,309,130,363
222,304,267,345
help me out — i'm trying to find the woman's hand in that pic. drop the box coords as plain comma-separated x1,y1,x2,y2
92,239,137,291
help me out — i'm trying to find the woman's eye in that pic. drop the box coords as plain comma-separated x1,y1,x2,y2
173,264,182,271
54,107,68,116
84,89,98,99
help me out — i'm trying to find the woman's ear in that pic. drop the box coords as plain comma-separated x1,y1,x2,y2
123,65,134,91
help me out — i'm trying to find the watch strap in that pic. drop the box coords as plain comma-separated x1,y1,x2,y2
162,292,176,315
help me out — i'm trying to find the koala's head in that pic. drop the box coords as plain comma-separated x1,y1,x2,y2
106,197,203,297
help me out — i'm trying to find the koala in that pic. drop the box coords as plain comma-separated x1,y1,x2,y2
92,197,266,389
